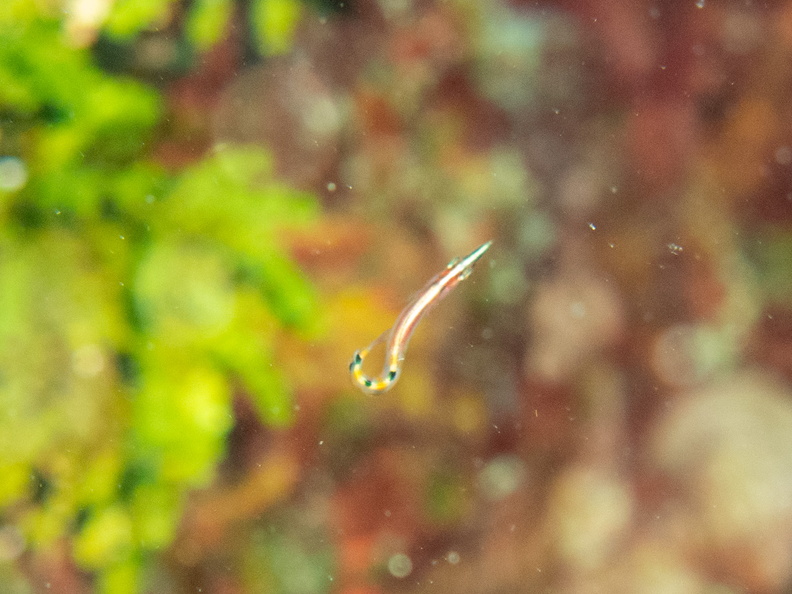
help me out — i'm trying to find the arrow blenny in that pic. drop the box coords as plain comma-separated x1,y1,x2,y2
349,240,492,395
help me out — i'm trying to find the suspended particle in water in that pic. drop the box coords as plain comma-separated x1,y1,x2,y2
388,553,413,578
775,146,792,165
478,454,527,501
0,156,28,191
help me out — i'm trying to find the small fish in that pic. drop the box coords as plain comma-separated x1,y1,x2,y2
349,241,492,394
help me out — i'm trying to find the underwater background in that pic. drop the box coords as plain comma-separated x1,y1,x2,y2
2,0,792,592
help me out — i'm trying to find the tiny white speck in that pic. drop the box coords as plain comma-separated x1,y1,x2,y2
588,222,597,230
447,551,460,564
326,182,337,192
695,0,705,7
